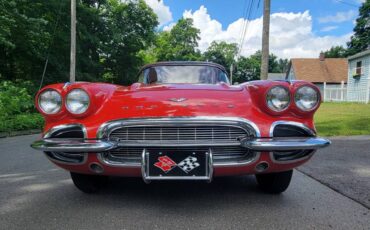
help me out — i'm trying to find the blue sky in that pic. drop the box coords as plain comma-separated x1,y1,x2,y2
145,0,363,58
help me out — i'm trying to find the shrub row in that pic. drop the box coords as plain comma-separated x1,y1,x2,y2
0,81,43,133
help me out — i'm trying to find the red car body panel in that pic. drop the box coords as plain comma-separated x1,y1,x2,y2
34,77,322,177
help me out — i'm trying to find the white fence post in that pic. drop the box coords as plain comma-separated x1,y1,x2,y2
323,82,326,102
340,81,344,101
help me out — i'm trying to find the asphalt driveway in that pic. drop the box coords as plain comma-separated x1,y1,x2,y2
0,134,369,230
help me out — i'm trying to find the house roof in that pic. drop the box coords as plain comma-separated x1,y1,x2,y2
268,73,285,81
289,58,348,83
348,49,370,60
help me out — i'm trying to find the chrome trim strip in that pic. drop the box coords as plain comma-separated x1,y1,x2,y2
114,141,242,147
241,137,331,151
97,116,261,139
31,139,116,153
269,121,316,137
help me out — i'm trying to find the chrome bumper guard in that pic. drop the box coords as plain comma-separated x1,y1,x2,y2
31,139,117,153
240,137,331,151
31,137,330,153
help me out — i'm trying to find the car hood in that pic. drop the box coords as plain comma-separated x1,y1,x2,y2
95,82,252,119
116,83,244,92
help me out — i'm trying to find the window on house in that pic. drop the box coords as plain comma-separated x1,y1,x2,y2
356,61,362,75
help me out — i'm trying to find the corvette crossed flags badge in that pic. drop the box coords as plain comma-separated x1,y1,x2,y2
154,155,200,173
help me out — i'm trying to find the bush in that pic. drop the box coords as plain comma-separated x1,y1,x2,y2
0,81,43,132
0,114,43,132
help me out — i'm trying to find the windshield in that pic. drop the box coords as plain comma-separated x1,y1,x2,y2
139,65,230,85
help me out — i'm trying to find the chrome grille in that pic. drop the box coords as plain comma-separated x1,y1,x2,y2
99,118,259,166
109,126,248,143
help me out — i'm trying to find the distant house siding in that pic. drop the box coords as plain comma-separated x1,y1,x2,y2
347,54,370,103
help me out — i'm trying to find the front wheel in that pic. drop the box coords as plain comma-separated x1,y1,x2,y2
255,170,293,194
70,172,108,194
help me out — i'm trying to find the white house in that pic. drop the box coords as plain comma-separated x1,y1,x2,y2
347,49,370,103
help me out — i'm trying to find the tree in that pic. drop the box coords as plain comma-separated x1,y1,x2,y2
102,0,158,84
156,18,201,61
203,41,238,75
322,46,347,58
347,0,370,55
0,0,159,86
233,51,288,83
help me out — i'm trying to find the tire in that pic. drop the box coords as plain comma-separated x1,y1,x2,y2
255,170,293,194
70,172,108,194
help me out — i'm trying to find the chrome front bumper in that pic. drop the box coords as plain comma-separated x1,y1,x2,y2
31,137,330,153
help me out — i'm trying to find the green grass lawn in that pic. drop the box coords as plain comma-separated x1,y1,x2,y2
315,102,370,136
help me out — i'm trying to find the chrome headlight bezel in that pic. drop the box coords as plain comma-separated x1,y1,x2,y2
266,86,291,112
38,89,62,115
65,89,90,115
294,85,320,111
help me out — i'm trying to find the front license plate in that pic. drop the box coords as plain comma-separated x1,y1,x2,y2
142,149,212,181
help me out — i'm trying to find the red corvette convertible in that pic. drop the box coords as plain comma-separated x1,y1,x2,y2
32,61,330,194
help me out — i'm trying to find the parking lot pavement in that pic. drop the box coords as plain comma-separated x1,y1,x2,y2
299,136,370,209
0,135,369,230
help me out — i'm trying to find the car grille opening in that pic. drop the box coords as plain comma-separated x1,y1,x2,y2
272,149,314,162
273,124,314,137
272,123,315,162
45,125,86,164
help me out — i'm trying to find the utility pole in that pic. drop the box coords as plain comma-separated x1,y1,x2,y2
260,0,270,80
70,0,76,83
230,64,233,85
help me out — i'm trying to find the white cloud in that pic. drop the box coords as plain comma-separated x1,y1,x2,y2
163,22,176,31
318,10,357,23
180,6,351,59
320,25,338,32
144,0,173,27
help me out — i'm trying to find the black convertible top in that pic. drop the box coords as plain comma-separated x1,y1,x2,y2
140,61,227,72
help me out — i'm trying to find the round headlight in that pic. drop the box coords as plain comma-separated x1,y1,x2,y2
266,86,290,112
38,89,62,114
66,89,90,114
294,86,319,111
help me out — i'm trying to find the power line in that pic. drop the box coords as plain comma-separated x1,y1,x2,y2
334,0,360,8
39,1,64,91
237,0,257,59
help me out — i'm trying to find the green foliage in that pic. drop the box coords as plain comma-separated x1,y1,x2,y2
347,0,370,56
102,0,158,85
155,18,201,61
233,51,289,83
203,41,238,75
0,81,34,117
322,46,347,58
0,114,44,133
0,81,43,132
0,0,159,86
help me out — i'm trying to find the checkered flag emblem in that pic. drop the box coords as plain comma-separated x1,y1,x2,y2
177,156,200,173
